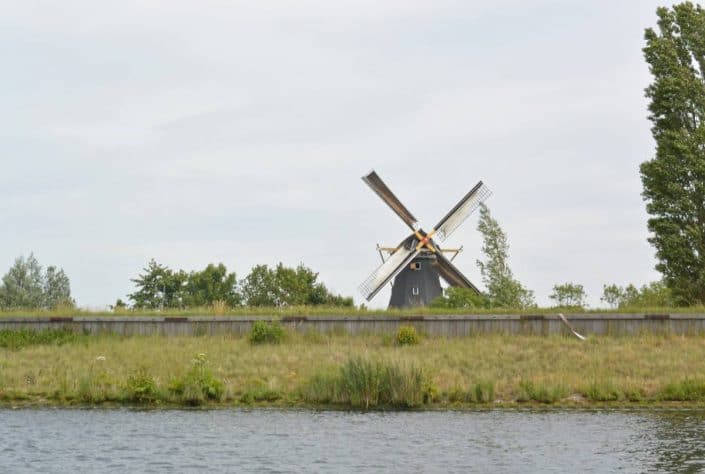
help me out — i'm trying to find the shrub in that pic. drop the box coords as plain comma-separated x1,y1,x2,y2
395,325,420,346
249,321,285,344
169,353,224,405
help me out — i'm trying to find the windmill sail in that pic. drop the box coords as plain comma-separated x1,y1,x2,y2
434,251,481,293
358,237,420,301
362,171,418,231
433,181,491,242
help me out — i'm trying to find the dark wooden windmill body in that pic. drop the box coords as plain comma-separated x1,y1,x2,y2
359,171,490,309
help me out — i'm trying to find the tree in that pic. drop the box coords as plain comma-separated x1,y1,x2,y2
183,263,240,307
0,254,74,309
600,281,672,308
475,204,535,308
430,287,489,309
240,263,353,307
128,260,188,309
43,266,73,308
549,283,587,308
601,284,623,309
641,2,705,305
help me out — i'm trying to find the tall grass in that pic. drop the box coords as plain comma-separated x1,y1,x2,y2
2,332,705,407
301,357,429,409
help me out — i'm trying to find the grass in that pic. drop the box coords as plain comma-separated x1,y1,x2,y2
3,331,705,408
2,305,705,318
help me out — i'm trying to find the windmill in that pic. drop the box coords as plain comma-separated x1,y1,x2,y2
358,170,491,308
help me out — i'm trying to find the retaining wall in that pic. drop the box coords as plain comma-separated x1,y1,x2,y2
1,314,705,337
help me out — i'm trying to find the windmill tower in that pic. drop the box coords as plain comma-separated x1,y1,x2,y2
358,170,491,308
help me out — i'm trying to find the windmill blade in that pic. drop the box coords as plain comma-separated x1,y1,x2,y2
358,237,420,301
362,170,418,231
433,181,491,242
434,251,482,293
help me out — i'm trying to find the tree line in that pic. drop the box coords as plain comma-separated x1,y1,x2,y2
118,260,353,310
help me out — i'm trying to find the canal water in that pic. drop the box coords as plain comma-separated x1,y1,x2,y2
1,408,704,473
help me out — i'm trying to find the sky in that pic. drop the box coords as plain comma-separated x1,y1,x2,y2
0,0,677,308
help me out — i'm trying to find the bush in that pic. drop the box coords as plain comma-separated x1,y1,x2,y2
169,353,224,405
249,321,286,344
395,325,420,346
124,367,159,403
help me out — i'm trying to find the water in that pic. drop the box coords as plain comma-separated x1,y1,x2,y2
1,408,705,473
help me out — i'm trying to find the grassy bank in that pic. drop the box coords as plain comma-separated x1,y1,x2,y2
3,330,705,409
2,305,705,318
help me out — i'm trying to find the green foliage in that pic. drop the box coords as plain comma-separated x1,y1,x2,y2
124,367,159,403
395,325,420,345
601,281,673,308
249,321,286,344
516,380,567,403
659,379,705,401
476,204,535,309
0,254,74,310
240,263,352,307
549,282,587,308
601,284,623,309
430,287,490,309
169,353,224,405
128,260,189,309
0,328,80,350
641,2,705,305
128,260,240,309
302,357,430,409
585,381,622,402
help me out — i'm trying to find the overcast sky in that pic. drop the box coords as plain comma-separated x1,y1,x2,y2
1,1,677,308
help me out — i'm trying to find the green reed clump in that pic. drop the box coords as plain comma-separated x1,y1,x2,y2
249,321,286,344
0,328,81,350
302,357,429,409
516,380,567,403
395,325,420,346
169,353,224,405
239,387,284,404
584,381,622,402
658,379,705,401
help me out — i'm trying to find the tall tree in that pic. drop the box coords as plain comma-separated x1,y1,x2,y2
641,2,705,305
128,260,188,309
0,254,74,309
43,266,73,308
476,204,535,308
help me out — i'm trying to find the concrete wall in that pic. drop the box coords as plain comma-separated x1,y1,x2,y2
1,314,705,337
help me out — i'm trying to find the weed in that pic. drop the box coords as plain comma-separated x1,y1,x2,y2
396,326,420,346
124,367,159,403
169,353,224,405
